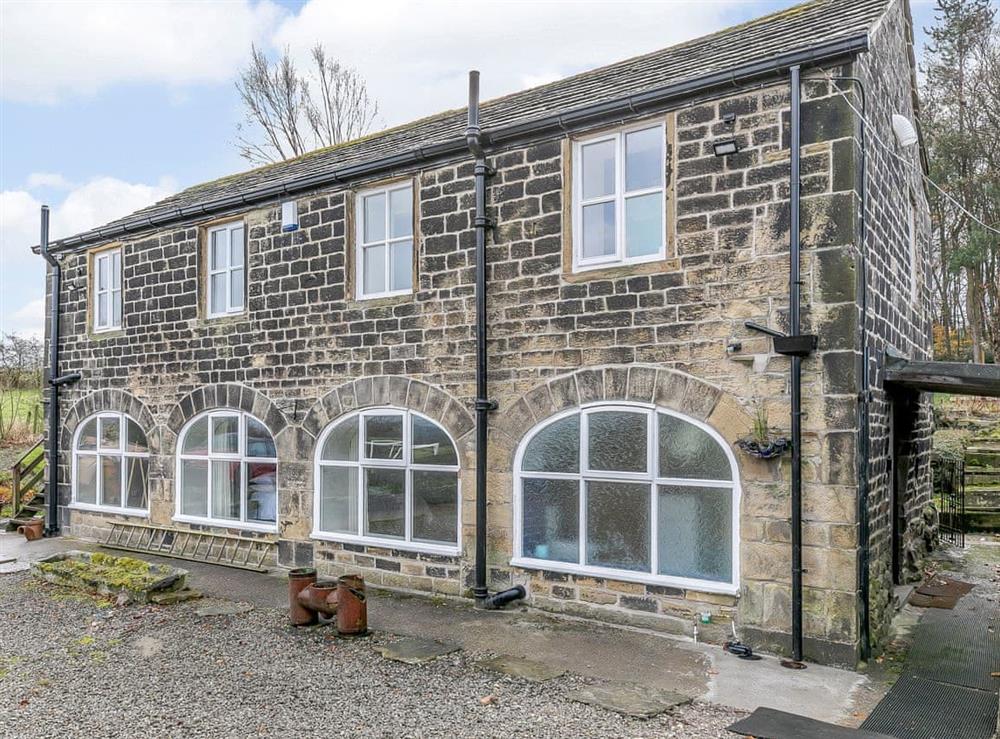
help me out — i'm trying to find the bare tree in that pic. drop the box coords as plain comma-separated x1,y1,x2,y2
234,44,379,165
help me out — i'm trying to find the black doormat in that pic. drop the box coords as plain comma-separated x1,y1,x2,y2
860,674,998,739
727,707,894,738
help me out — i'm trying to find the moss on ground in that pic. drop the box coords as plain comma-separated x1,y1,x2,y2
35,553,158,593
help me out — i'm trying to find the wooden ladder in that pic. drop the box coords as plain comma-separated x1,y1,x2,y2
102,522,274,572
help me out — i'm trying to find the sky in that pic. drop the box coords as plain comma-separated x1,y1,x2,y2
0,0,941,337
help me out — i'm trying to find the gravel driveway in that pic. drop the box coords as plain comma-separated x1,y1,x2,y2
0,572,745,737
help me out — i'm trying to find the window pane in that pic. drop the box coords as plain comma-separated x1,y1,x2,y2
211,230,228,270
247,462,277,523
362,244,386,295
76,455,97,504
100,455,122,507
581,139,615,199
365,414,403,460
582,202,615,259
97,255,108,290
211,415,239,454
97,292,109,326
412,470,458,544
322,417,358,461
78,419,98,451
245,416,275,458
210,273,227,314
365,467,405,538
588,410,647,473
99,416,120,451
586,480,650,571
522,414,580,473
229,268,245,310
658,485,732,582
625,127,663,192
126,419,148,453
319,465,359,534
625,192,662,258
363,192,386,243
111,289,122,327
182,417,209,455
522,477,579,563
658,413,732,481
389,187,413,238
230,227,244,267
411,416,457,466
110,251,121,289
180,459,208,516
390,241,412,292
211,460,241,520
125,456,148,509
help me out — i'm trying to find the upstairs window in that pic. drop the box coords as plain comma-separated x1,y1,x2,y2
572,123,666,272
93,247,122,332
73,412,149,513
206,221,245,317
356,183,413,299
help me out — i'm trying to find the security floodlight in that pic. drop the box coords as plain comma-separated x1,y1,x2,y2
891,114,918,147
713,138,740,157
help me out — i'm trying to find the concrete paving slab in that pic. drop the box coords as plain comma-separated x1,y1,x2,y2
195,602,253,617
376,637,460,664
569,682,691,718
0,560,30,573
477,654,565,682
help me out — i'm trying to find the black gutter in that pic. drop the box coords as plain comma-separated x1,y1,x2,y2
42,34,869,255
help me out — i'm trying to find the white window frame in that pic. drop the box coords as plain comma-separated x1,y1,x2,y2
312,407,461,556
70,411,149,516
355,182,414,300
174,410,278,533
92,247,122,332
206,221,245,318
512,402,740,594
572,121,667,273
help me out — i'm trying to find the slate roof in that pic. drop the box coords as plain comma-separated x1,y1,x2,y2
51,0,888,250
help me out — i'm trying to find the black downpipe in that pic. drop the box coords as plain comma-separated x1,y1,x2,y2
789,65,804,664
38,206,62,537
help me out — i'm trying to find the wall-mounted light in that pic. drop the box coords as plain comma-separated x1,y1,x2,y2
713,138,741,157
891,114,918,147
722,112,737,127
281,200,299,232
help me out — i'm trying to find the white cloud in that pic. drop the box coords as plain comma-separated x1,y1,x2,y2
0,0,283,103
8,299,45,338
26,172,74,190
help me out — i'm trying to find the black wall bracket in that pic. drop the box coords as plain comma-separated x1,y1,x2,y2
744,321,817,357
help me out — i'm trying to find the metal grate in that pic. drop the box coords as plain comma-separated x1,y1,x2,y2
102,522,273,572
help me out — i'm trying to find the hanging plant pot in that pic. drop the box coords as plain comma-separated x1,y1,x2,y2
737,437,791,459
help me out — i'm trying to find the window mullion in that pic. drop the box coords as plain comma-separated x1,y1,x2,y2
578,476,587,566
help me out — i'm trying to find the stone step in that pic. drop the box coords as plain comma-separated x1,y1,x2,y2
964,467,1000,486
965,449,1000,467
963,510,1000,532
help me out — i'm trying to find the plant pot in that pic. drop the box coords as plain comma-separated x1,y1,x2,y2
17,519,44,541
288,567,318,626
336,574,367,636
737,437,791,459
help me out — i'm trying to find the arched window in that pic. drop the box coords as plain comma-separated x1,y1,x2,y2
73,412,149,514
514,403,738,591
176,410,277,531
314,408,460,554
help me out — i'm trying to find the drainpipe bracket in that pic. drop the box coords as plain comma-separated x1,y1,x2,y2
473,215,494,229
474,399,498,412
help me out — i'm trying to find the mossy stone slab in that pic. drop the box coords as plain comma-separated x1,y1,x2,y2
375,637,459,664
569,682,691,718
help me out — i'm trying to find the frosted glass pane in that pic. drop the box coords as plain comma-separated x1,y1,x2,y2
581,139,615,199
211,415,239,454
625,127,662,191
125,456,148,509
365,468,405,538
99,416,120,451
586,480,650,571
363,192,386,243
183,417,209,455
320,465,358,533
110,251,121,289
389,187,413,238
363,244,385,295
625,192,662,258
229,268,244,309
97,255,108,290
78,419,98,450
582,202,615,259
390,241,412,292
211,460,240,520
76,455,97,504
210,230,227,270
588,411,646,472
246,416,275,458
658,485,732,582
411,416,457,466
365,414,403,460
181,459,208,516
100,455,121,507
658,413,732,481
322,417,358,461
522,477,579,563
247,462,276,523
229,228,244,267
97,292,109,326
522,414,579,473
412,470,458,544
111,290,122,327
210,273,227,314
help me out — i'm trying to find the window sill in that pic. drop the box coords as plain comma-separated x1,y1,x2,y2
173,515,277,535
68,503,148,518
88,328,126,342
561,255,680,284
510,557,740,595
310,530,460,557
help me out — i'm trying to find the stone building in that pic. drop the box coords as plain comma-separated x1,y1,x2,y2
37,0,933,666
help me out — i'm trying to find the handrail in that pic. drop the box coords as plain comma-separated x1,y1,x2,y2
10,438,45,519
